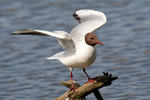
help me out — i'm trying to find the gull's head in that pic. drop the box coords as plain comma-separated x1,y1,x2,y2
85,33,103,46
73,9,106,23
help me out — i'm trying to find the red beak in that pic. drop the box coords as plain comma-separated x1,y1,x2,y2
96,41,104,45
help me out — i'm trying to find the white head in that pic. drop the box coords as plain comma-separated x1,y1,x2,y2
73,9,106,23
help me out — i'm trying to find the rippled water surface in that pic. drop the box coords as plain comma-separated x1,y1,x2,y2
0,0,150,100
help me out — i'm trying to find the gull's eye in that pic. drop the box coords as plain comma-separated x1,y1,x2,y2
89,37,94,40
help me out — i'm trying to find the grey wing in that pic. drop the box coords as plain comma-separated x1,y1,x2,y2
53,31,75,49
12,29,75,49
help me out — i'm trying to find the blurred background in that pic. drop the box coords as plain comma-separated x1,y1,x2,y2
0,0,150,100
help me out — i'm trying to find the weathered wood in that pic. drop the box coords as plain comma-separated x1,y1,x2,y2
55,72,118,100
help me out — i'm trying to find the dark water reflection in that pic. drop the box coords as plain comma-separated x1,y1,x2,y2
0,0,150,100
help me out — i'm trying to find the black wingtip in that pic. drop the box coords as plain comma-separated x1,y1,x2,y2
73,13,81,23
11,30,50,36
12,31,19,35
11,30,26,35
12,31,18,35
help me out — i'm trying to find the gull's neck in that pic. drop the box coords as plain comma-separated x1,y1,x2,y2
75,40,95,56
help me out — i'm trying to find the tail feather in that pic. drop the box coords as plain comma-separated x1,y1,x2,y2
46,52,62,60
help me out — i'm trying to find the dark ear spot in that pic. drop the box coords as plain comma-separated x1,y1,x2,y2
89,36,94,40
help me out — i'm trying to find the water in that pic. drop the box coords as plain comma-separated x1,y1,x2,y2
0,0,150,100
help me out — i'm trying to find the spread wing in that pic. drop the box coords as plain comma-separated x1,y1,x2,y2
12,29,75,49
71,9,107,47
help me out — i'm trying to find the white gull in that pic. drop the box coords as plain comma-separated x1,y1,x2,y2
12,9,107,89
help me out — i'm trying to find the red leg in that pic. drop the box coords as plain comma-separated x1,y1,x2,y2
83,68,94,82
70,70,74,89
69,68,76,90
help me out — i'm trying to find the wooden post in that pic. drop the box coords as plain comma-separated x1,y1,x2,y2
55,72,118,100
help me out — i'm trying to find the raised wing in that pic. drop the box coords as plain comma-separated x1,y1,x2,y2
73,9,107,24
71,9,107,47
12,30,71,39
12,29,75,49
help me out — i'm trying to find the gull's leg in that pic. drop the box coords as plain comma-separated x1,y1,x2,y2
83,68,94,82
69,68,75,90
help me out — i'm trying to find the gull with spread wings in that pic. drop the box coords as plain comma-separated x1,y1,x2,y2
12,9,107,89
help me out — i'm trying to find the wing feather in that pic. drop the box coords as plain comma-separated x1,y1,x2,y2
12,29,71,40
12,29,75,49
71,9,107,46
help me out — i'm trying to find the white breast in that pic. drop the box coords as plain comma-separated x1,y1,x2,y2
59,43,96,69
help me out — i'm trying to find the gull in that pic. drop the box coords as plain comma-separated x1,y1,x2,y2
12,9,107,89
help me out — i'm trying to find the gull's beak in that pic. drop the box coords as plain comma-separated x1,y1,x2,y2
96,41,104,45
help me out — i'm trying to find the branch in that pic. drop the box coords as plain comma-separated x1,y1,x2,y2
55,72,118,100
